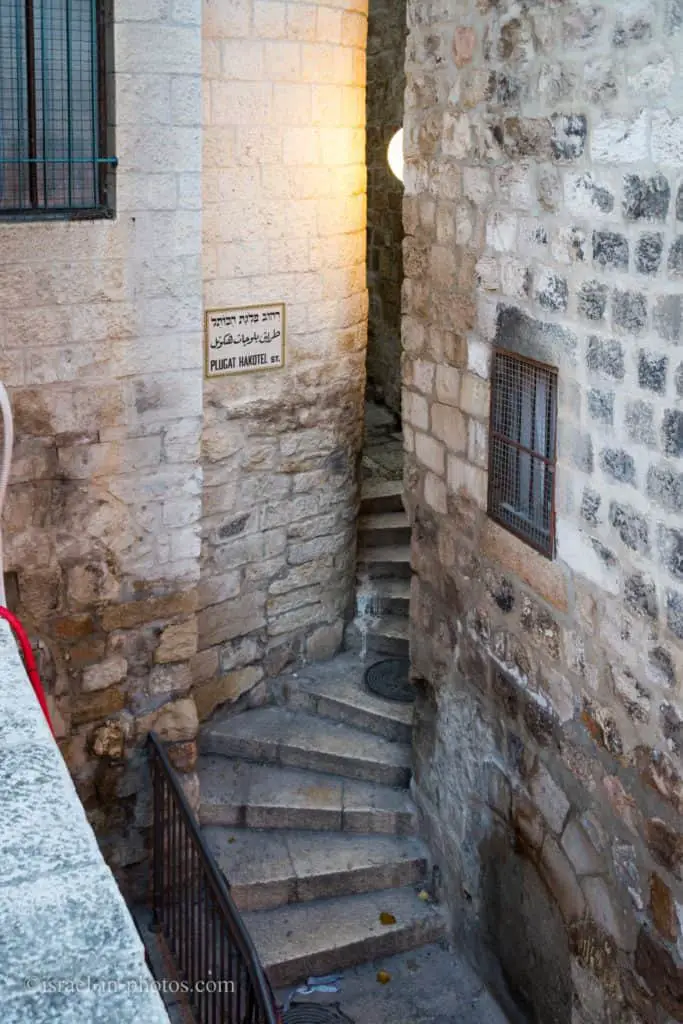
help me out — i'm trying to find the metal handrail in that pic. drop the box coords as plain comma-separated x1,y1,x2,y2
148,732,280,1024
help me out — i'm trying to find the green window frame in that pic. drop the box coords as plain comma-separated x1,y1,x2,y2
0,0,115,219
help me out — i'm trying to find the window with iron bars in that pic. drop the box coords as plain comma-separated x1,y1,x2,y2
487,349,558,558
0,0,114,218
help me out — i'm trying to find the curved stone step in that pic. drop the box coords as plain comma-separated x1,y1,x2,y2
281,653,413,742
358,511,411,547
355,578,411,618
198,758,419,835
203,827,428,911
200,706,412,787
346,615,409,658
358,544,411,579
360,479,404,515
244,885,447,987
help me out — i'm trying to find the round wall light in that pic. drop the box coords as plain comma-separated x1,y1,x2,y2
387,128,404,184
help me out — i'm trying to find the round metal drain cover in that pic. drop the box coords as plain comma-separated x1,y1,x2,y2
284,1006,350,1024
364,657,414,703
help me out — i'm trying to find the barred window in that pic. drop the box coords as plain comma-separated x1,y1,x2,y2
0,0,113,218
488,349,558,558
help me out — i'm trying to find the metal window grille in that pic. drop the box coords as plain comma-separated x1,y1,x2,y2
488,349,558,558
0,0,113,217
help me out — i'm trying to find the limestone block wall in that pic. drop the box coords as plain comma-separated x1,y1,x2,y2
0,0,203,891
197,0,368,720
365,0,406,414
402,0,683,1020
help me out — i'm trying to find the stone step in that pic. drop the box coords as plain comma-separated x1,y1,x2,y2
346,615,409,658
244,886,447,988
360,479,404,515
281,652,413,742
200,706,412,787
355,578,411,617
358,511,411,548
203,827,428,912
272,944,512,1024
198,758,419,835
358,544,411,579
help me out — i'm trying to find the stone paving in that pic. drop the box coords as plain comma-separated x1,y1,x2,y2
276,943,513,1024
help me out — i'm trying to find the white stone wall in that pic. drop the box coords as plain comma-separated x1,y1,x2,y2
197,0,368,719
0,0,204,885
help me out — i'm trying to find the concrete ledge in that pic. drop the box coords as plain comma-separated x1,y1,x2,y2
0,621,169,1024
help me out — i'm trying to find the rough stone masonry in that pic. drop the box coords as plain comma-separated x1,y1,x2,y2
197,0,368,724
0,0,367,898
402,0,683,1020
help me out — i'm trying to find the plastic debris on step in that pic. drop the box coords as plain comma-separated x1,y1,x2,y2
376,970,391,985
379,911,396,925
295,973,342,996
295,984,340,996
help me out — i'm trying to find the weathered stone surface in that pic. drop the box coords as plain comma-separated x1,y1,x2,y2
578,281,608,321
197,593,266,649
530,763,571,835
561,819,603,877
155,618,198,664
623,173,670,221
593,231,629,270
71,687,127,728
90,721,126,760
147,662,192,698
166,740,198,773
635,927,683,1019
136,698,199,744
194,665,264,722
101,591,197,632
582,877,626,947
637,747,683,813
481,520,568,611
306,621,344,661
82,656,128,694
650,873,678,942
646,819,683,879
513,791,545,853
539,835,586,923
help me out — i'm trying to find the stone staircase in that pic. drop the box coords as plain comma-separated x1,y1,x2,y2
197,654,445,988
346,480,411,659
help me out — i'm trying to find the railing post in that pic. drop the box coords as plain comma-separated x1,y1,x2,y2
151,748,162,932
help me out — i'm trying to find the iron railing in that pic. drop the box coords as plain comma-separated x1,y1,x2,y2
148,732,280,1024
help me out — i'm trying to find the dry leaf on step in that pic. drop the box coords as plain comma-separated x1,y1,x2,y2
379,911,396,925
376,970,391,985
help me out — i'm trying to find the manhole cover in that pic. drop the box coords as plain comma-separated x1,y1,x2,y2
283,1006,351,1024
365,657,414,703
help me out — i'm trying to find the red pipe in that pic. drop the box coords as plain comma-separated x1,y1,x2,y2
0,607,54,736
